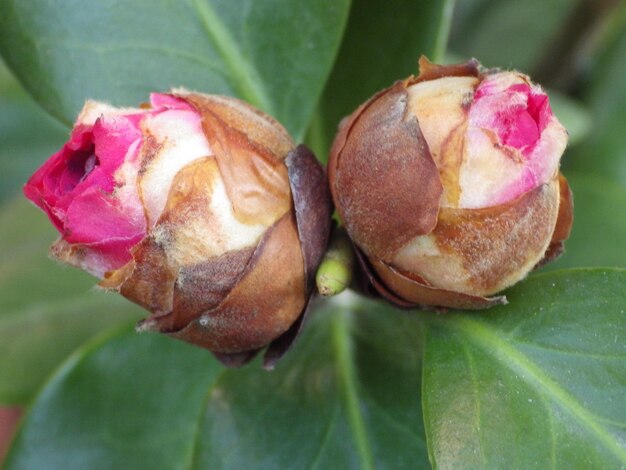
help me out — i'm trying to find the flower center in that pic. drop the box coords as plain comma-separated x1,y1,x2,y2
62,146,100,192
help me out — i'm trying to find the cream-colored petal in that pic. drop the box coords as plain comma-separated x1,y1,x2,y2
407,76,478,166
459,128,525,208
139,109,211,226
156,157,267,268
76,100,143,126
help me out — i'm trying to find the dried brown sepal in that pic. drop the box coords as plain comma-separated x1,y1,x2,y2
328,82,443,261
413,55,481,83
164,212,306,353
117,239,176,317
171,247,255,329
210,295,317,370
212,349,261,368
285,144,333,293
535,173,574,268
352,247,426,309
370,257,506,310
181,93,292,227
225,146,333,369
262,295,316,370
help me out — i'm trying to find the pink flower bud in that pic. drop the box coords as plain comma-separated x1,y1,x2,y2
328,58,573,309
25,92,332,367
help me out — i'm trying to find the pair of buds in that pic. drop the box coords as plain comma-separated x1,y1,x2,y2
24,59,572,367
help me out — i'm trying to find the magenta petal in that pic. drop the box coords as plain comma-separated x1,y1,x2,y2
150,93,194,111
472,81,552,154
527,92,551,133
64,187,146,265
92,115,142,175
502,110,540,150
24,125,95,229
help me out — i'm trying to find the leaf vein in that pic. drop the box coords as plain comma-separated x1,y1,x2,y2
192,0,273,113
451,317,626,463
332,312,376,470
307,403,340,470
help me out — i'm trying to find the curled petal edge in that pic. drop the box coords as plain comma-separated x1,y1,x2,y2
285,144,333,294
354,247,507,311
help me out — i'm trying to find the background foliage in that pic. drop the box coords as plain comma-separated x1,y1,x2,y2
0,0,624,468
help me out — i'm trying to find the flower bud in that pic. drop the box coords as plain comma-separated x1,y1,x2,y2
328,57,573,309
25,92,332,366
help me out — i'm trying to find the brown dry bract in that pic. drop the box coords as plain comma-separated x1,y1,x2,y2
167,212,305,353
433,180,559,295
286,145,333,292
329,82,443,261
181,93,292,226
370,257,506,310
412,56,480,83
535,173,573,267
353,247,505,310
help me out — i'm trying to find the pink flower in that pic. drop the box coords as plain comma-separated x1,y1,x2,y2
24,94,206,277
464,75,564,207
405,65,567,210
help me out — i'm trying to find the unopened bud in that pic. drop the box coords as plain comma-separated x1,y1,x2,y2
328,57,573,309
316,228,354,297
24,92,332,366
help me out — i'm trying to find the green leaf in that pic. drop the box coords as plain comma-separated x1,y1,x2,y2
449,0,575,72
307,0,455,159
566,30,626,187
541,172,626,271
0,197,142,405
423,269,626,468
0,62,66,202
0,0,351,140
5,296,430,469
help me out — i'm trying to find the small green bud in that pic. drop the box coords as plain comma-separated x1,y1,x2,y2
316,228,354,297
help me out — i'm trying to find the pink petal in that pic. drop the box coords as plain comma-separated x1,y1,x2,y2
24,124,95,229
64,187,146,267
500,108,540,150
472,80,554,155
150,93,194,111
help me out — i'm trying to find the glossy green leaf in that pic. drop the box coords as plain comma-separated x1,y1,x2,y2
541,172,626,271
5,296,429,469
449,0,575,72
423,269,626,469
0,0,351,140
0,197,142,405
566,30,626,187
307,0,455,159
0,62,66,202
